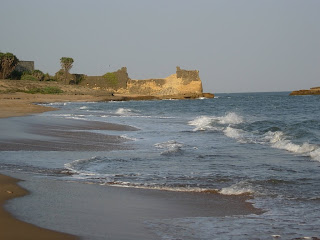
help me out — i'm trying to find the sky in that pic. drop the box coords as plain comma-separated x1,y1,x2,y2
1,0,319,93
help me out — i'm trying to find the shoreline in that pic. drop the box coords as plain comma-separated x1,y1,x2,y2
0,92,261,239
0,92,117,239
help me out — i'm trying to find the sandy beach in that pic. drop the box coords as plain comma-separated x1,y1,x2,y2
0,91,262,239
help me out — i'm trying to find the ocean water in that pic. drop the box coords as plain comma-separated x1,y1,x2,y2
2,92,320,239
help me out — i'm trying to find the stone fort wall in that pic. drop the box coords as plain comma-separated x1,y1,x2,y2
15,61,34,73
126,67,203,96
79,66,203,96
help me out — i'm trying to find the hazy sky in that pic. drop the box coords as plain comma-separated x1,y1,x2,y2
1,0,319,93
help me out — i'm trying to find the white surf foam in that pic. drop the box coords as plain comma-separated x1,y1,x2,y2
219,112,243,125
106,181,219,193
188,116,216,131
223,126,243,139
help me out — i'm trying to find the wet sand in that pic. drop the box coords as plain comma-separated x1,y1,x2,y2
0,93,263,239
0,174,77,240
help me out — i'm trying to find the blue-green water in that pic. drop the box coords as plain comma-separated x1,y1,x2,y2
1,92,320,239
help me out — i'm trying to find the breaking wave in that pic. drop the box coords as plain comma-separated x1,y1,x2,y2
188,112,243,131
189,112,320,161
264,131,320,161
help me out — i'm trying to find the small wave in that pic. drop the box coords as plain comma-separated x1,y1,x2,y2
115,108,139,116
154,140,184,155
65,156,104,174
219,181,255,196
79,106,88,110
120,135,137,141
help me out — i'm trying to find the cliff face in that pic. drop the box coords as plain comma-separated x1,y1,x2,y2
79,66,208,98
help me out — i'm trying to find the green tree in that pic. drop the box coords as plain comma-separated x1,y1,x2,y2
0,52,19,79
60,57,74,84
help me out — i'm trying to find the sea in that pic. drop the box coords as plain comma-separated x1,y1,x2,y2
1,92,320,239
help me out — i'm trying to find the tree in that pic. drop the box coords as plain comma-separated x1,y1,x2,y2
60,57,74,84
0,52,19,79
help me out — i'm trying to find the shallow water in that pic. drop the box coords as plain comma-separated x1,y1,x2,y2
1,92,320,239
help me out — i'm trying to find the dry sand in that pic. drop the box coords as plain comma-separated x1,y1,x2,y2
0,92,111,118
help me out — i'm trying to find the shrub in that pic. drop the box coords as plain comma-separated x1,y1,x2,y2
21,73,38,81
103,72,118,86
10,70,23,80
32,69,44,81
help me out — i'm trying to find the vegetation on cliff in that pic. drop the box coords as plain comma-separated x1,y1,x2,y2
103,72,118,86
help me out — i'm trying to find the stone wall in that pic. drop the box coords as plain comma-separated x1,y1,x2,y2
176,66,200,84
126,66,203,96
15,61,34,73
79,66,203,96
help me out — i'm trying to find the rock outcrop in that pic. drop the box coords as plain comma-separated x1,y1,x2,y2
290,87,320,95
